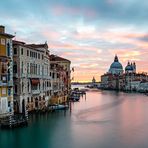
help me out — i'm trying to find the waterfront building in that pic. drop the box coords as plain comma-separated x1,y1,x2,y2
124,73,148,91
49,55,71,104
13,41,51,113
101,55,148,92
0,26,14,117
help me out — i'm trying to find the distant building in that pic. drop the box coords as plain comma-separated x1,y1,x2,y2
101,55,148,92
92,76,96,84
92,77,98,87
0,26,14,117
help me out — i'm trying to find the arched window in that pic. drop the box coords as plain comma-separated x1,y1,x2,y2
7,43,10,56
31,97,33,102
13,61,17,73
28,81,30,92
22,82,24,93
27,97,30,103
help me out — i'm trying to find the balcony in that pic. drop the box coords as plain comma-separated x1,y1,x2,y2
0,73,13,86
32,90,40,95
21,73,26,78
0,80,13,86
42,75,51,79
8,80,13,86
0,81,7,86
13,73,18,78
27,74,42,79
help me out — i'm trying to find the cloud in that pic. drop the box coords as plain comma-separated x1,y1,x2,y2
1,0,148,82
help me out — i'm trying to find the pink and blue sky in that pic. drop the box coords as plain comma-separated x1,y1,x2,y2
1,0,148,82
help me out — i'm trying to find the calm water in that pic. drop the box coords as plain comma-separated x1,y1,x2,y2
1,88,148,148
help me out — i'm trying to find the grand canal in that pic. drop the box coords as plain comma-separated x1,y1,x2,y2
1,88,148,148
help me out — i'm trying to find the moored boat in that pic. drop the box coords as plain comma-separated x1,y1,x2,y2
49,104,69,110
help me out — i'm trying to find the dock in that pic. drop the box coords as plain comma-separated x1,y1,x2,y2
0,110,29,129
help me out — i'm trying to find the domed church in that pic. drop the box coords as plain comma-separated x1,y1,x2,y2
109,55,123,75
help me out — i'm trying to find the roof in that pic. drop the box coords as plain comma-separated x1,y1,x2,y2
13,40,25,46
125,65,133,71
12,40,45,53
110,61,123,69
50,54,71,63
26,43,48,49
0,33,14,38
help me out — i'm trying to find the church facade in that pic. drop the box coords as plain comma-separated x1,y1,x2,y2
101,55,148,91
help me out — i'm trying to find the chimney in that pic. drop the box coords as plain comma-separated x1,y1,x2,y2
0,25,5,33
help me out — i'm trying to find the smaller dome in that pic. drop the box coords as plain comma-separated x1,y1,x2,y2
125,65,133,71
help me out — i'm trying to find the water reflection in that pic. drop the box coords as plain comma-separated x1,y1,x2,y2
1,89,148,148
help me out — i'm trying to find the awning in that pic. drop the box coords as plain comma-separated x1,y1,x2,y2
31,79,40,85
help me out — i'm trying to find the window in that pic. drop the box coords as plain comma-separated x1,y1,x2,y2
27,50,29,56
33,64,35,74
42,65,44,75
38,65,40,75
38,53,40,59
8,88,11,96
8,63,10,81
1,38,5,45
27,63,29,74
43,82,44,90
8,101,11,107
35,64,37,75
14,48,17,55
21,48,23,55
27,97,30,103
1,62,7,73
14,85,18,94
57,73,59,78
52,73,55,79
42,54,44,60
28,82,30,92
21,62,23,74
2,76,7,82
13,62,17,73
7,43,10,56
22,82,24,93
2,88,6,95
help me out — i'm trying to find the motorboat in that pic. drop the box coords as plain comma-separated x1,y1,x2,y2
49,104,69,110
69,93,80,101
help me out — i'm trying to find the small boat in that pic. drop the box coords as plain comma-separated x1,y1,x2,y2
49,104,69,110
69,94,80,101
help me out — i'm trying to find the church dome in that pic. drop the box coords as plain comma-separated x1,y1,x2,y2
125,65,133,71
110,62,123,69
109,55,123,74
